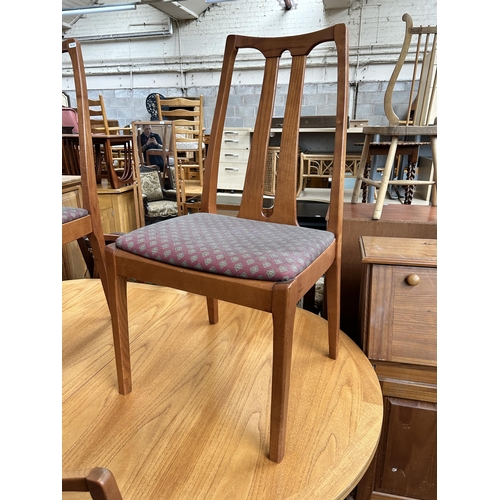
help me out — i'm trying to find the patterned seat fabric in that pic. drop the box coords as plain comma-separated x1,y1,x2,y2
116,212,335,282
62,206,88,224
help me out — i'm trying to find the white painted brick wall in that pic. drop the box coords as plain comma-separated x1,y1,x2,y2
62,0,437,128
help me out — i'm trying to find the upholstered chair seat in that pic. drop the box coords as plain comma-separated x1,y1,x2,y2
116,212,335,281
62,206,89,224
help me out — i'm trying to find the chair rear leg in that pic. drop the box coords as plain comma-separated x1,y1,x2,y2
269,285,296,463
105,246,132,395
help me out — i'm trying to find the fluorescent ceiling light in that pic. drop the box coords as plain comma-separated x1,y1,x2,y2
62,4,137,16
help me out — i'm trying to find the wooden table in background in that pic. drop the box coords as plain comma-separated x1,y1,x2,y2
63,279,383,500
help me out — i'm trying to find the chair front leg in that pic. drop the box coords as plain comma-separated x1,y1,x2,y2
372,136,399,220
269,284,296,463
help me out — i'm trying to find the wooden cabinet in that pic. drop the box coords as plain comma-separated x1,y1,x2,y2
217,127,251,191
96,184,139,234
356,236,437,500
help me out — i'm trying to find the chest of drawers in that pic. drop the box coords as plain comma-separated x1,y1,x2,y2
217,127,252,191
356,236,437,500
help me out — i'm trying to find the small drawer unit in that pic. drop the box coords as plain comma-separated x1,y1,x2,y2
356,236,437,500
218,127,252,191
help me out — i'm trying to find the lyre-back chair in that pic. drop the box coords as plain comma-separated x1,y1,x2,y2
106,25,349,463
351,13,437,219
62,39,109,305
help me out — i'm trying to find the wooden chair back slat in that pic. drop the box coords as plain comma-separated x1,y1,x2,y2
202,25,349,238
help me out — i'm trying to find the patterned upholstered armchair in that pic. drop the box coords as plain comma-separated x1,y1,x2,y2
139,165,178,225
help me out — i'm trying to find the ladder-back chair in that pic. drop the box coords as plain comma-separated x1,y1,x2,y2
156,96,205,192
351,13,437,219
105,25,349,463
88,95,127,135
62,39,109,305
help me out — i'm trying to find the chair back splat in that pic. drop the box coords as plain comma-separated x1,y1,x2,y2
105,25,349,464
203,29,348,233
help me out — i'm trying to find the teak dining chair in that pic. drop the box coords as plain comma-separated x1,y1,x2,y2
351,13,437,219
106,25,349,463
62,39,109,305
62,467,124,500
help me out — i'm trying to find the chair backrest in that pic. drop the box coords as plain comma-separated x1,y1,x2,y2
384,13,437,127
156,96,205,168
202,26,349,235
62,39,103,226
89,94,111,134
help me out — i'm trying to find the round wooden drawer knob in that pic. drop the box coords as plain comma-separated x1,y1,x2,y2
405,274,420,286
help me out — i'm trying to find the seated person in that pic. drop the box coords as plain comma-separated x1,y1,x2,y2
140,124,164,170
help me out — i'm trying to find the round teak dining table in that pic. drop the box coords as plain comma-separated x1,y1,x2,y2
62,279,382,499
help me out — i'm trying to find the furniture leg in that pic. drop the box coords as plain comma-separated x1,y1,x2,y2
351,134,373,203
106,246,132,395
77,236,95,278
206,297,219,324
269,285,296,463
372,136,399,220
430,136,437,206
362,161,371,203
86,232,109,306
404,160,416,204
324,262,340,360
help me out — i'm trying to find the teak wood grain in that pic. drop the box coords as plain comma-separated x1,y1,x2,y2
63,280,383,500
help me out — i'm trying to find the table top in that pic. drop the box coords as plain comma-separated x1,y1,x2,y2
359,236,437,267
62,133,133,142
62,175,81,186
63,279,382,500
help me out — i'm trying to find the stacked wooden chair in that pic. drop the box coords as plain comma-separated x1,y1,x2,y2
156,96,205,214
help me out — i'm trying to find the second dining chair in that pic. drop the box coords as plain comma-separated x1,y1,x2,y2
62,38,109,306
105,25,349,463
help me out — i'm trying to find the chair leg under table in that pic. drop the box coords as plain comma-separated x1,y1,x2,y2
351,134,373,203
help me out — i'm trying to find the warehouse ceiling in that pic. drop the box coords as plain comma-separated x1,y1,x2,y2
62,0,211,31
